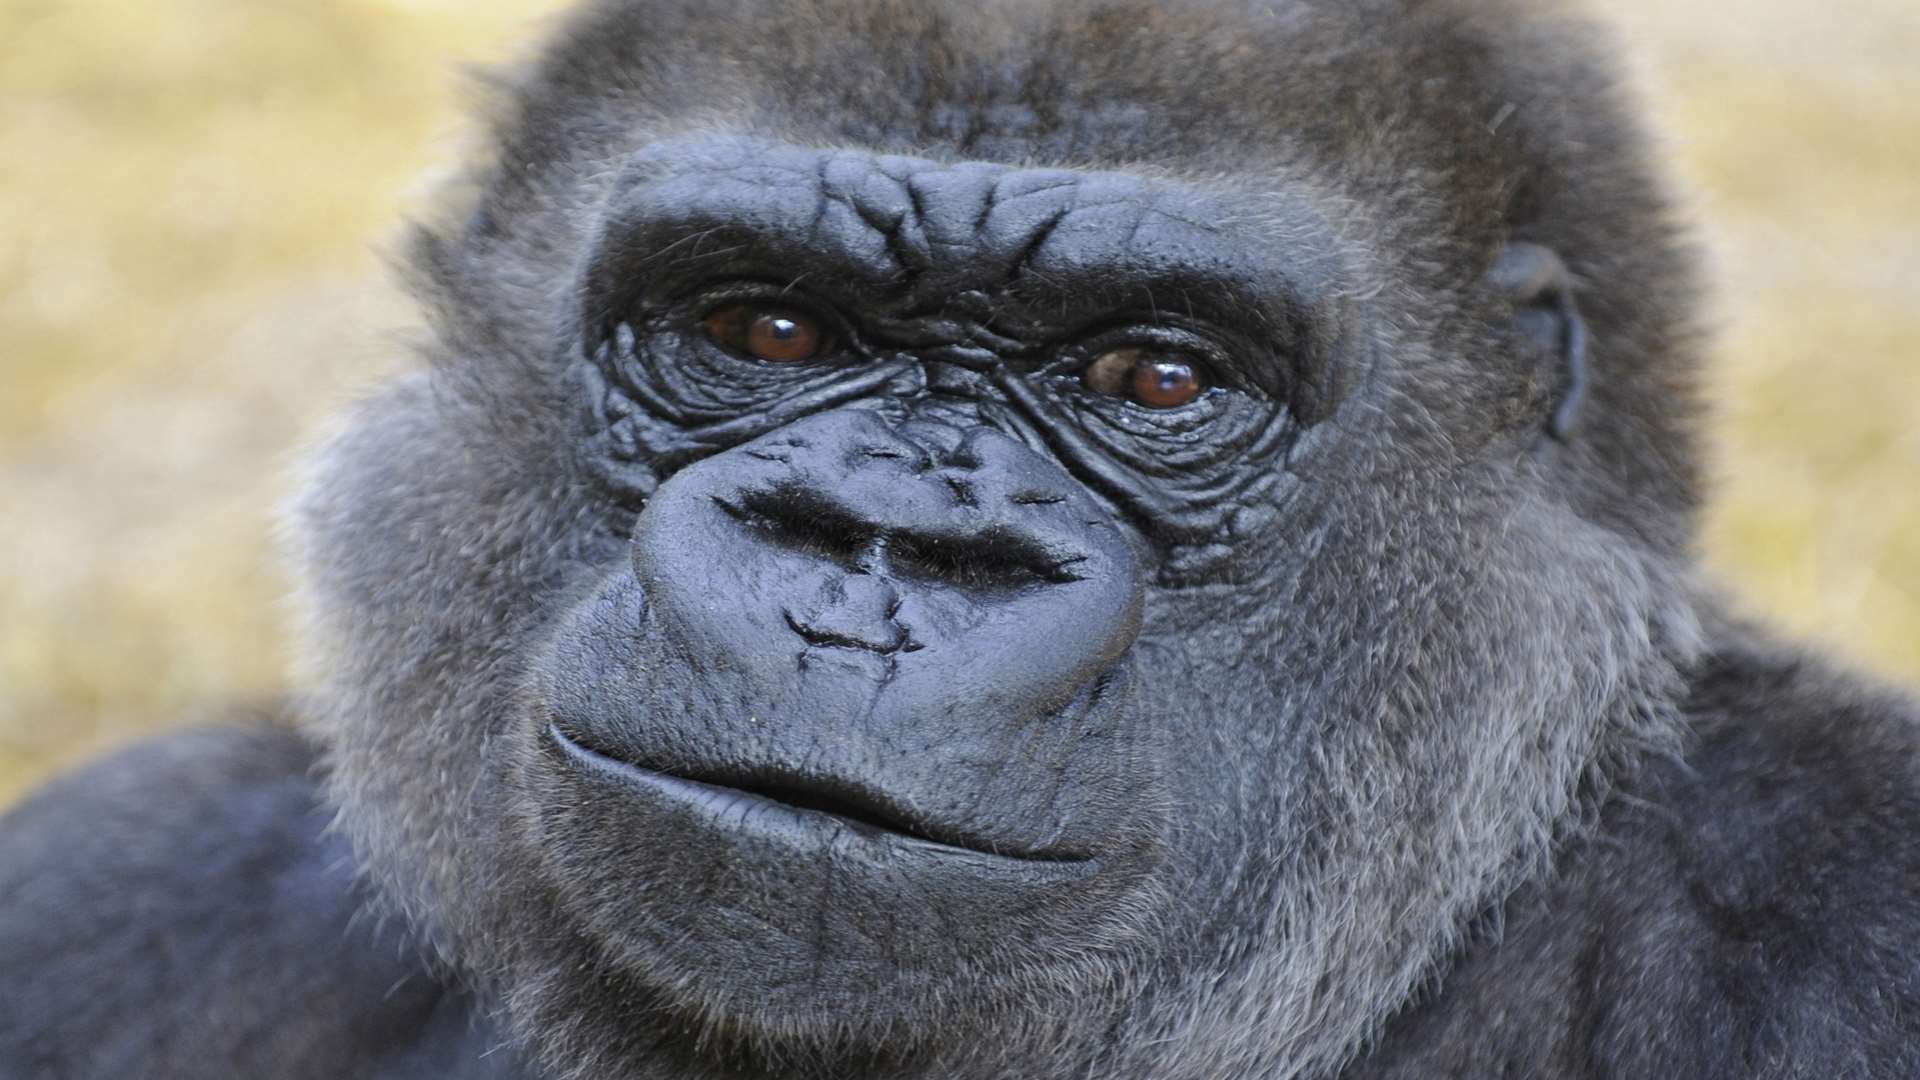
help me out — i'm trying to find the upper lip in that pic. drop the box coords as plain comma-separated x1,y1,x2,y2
546,722,1090,864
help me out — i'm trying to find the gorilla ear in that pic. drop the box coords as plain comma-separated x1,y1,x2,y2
1488,242,1590,442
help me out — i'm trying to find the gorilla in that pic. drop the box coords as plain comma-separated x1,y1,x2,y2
5,0,1919,1077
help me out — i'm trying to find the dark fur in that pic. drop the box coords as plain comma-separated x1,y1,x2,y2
4,1,1916,1078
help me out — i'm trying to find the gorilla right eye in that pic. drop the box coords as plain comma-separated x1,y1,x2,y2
702,302,830,363
1082,346,1212,409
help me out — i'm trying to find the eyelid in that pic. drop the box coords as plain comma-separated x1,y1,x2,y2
1074,321,1231,365
690,283,832,324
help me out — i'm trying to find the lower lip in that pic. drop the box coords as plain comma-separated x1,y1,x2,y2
544,723,1096,874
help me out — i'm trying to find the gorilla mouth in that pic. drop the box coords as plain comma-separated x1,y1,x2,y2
546,722,1092,865
721,778,940,842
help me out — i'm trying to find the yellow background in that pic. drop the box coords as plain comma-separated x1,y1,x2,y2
2,0,1916,805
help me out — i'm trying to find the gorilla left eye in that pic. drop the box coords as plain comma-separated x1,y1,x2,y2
1081,347,1211,409
702,303,830,363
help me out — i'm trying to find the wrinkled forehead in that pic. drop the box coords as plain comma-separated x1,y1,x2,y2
518,0,1541,279
582,133,1348,335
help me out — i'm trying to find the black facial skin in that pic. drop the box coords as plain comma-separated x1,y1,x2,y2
6,1,1920,1079
534,399,1160,1025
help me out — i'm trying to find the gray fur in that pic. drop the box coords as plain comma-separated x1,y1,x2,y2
4,2,1917,1078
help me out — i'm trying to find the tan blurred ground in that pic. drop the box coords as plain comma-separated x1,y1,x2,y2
1,0,1916,806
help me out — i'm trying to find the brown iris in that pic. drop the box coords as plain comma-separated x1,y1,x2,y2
1081,347,1209,408
703,303,828,363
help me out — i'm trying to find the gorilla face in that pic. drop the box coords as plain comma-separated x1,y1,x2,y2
290,2,1704,1077
527,134,1341,1025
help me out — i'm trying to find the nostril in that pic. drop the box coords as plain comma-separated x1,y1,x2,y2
882,529,1088,588
714,487,1085,588
711,489,877,572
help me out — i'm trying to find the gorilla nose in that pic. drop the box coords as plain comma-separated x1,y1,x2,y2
628,408,1144,713
539,409,1149,862
711,454,1100,592
702,411,1098,580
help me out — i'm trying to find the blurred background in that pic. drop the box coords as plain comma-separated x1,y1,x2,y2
1,0,1916,806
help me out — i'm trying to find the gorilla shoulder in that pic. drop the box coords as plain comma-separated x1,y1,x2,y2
0,725,513,1079
1352,634,1920,1079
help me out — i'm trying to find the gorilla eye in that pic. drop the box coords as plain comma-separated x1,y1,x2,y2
703,303,829,363
1082,347,1210,409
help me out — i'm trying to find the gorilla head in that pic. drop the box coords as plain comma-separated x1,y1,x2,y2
289,0,1703,1076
